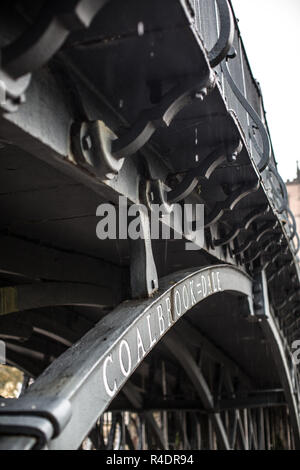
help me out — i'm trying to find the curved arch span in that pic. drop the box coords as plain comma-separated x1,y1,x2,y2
0,264,253,449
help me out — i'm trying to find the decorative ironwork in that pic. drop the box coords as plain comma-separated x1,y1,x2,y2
167,140,242,203
233,221,278,255
204,180,260,227
221,54,271,172
214,204,269,246
112,72,216,158
1,0,108,79
207,0,235,67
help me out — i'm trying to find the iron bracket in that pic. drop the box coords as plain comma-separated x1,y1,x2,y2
207,0,235,67
167,140,242,204
221,51,271,172
214,204,269,247
111,71,216,158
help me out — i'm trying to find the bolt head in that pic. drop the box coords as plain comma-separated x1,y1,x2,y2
19,94,26,104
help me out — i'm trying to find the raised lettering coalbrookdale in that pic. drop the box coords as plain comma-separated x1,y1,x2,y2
102,269,222,399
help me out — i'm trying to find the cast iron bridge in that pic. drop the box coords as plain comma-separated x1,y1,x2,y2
0,0,299,450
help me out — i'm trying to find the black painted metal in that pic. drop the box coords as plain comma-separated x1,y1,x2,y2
214,204,269,247
221,57,271,172
0,1,109,113
111,72,216,159
203,180,260,227
1,0,109,79
0,0,298,451
207,0,235,67
167,140,242,203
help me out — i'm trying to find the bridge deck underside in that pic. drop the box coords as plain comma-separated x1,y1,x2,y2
0,0,298,451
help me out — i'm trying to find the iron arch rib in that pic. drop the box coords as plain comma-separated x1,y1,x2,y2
0,264,253,450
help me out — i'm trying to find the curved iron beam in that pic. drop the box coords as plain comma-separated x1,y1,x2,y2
221,58,271,172
207,0,235,67
292,232,300,255
263,249,290,271
260,311,300,448
244,234,282,264
111,71,215,158
164,330,230,449
78,73,215,179
0,72,31,113
0,282,114,316
268,263,289,283
0,265,253,449
2,0,109,79
121,382,168,450
267,164,289,214
234,221,278,255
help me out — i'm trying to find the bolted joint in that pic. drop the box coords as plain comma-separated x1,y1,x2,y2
71,120,124,181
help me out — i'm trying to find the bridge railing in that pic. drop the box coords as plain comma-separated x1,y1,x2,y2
190,0,299,257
